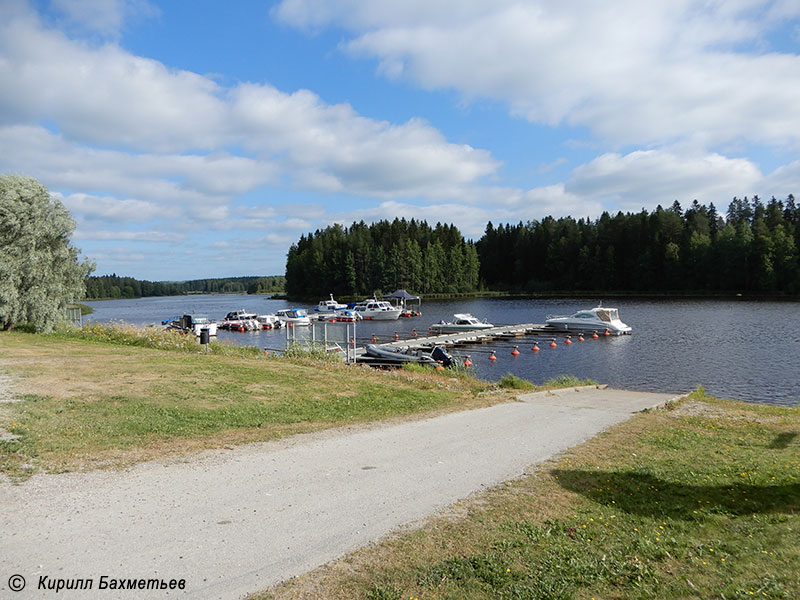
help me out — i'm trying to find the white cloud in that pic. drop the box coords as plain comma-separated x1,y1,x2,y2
566,150,763,211
74,230,185,242
50,0,159,37
53,191,175,222
0,10,498,200
229,84,498,197
275,0,800,150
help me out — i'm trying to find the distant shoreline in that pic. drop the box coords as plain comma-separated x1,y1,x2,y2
84,290,800,303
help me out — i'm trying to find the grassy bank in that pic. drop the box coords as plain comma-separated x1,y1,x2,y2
261,389,799,600
1,327,547,479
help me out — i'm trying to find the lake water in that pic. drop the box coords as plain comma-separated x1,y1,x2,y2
83,295,800,407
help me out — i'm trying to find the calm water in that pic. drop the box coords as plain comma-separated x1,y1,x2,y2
84,295,800,406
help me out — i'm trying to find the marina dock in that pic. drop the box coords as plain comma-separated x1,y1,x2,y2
353,322,564,362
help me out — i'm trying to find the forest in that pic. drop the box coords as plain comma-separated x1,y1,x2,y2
478,196,799,293
284,220,480,298
285,196,800,296
85,275,285,299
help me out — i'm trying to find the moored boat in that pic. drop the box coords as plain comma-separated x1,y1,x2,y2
220,309,260,331
164,314,217,336
428,313,493,333
257,314,282,329
546,305,632,335
353,297,402,320
314,294,348,313
363,344,453,366
276,308,311,326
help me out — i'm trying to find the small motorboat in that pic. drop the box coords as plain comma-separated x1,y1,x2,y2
353,297,402,320
221,310,260,331
363,344,454,366
257,314,282,329
276,308,311,326
335,309,362,322
546,305,632,335
428,313,494,333
164,314,217,336
314,294,348,313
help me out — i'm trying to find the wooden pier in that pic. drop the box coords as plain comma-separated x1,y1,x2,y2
354,323,560,359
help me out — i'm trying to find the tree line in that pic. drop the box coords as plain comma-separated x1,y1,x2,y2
285,196,800,297
285,219,480,298
85,275,286,299
477,196,799,293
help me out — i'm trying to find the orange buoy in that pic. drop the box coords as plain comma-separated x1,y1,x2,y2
393,331,399,340
489,351,497,361
463,355,472,367
549,339,557,348
604,329,610,336
592,331,599,339
565,336,572,345
412,329,418,337
532,342,540,351
578,334,584,342
238,325,245,332
370,334,377,343
511,345,520,356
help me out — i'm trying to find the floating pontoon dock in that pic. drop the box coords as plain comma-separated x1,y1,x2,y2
354,322,565,361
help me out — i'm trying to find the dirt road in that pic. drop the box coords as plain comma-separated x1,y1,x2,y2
1,387,679,599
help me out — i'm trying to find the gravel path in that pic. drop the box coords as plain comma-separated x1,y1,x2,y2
0,387,679,599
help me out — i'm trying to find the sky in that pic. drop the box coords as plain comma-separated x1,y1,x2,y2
2,0,800,281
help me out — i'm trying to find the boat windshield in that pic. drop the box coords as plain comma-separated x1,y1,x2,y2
596,309,612,322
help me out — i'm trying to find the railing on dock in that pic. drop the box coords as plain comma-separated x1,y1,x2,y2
284,319,358,363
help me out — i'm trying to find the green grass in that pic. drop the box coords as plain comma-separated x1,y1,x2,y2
498,373,536,390
261,388,799,600
0,329,507,479
542,374,598,388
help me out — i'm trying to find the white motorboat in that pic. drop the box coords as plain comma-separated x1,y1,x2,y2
353,297,402,320
428,313,494,333
276,308,311,326
546,305,632,335
164,314,218,336
221,309,260,331
314,294,348,313
188,315,217,336
257,314,282,329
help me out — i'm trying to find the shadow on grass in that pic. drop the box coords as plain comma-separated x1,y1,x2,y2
769,432,797,449
551,469,800,519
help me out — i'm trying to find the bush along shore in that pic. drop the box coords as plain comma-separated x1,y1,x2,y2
0,325,591,479
261,388,799,600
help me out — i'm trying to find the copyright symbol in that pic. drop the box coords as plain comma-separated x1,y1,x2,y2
8,574,26,592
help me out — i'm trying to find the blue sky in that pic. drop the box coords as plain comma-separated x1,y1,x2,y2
2,0,800,280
